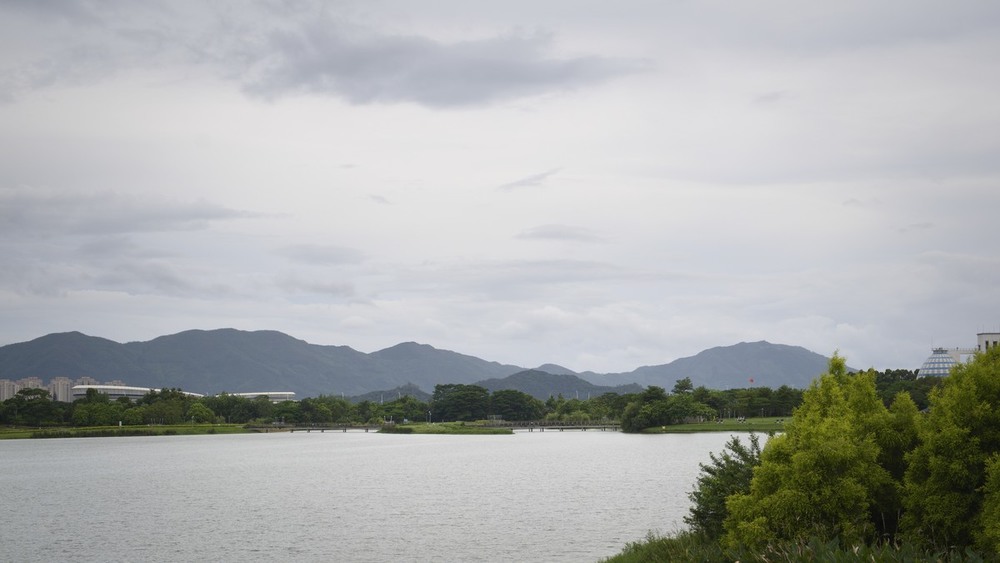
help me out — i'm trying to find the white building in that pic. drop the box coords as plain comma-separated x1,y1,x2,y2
919,330,1000,377
48,377,74,402
0,379,19,401
978,332,1000,352
71,385,204,402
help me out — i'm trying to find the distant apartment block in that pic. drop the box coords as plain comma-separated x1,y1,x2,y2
0,376,295,403
48,377,74,402
0,376,146,402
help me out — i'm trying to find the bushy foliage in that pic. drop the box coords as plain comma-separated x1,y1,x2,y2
723,355,912,549
685,433,762,539
903,345,1000,553
431,384,490,422
603,531,988,563
604,349,1000,561
620,386,716,432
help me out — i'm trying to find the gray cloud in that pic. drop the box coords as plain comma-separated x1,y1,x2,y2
276,243,365,265
0,241,234,299
516,224,606,243
2,1,998,373
275,274,355,300
496,168,561,191
75,236,175,260
0,3,644,107
242,23,643,106
393,258,667,304
897,222,934,234
0,187,253,237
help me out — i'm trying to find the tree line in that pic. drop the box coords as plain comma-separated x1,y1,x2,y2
0,367,941,429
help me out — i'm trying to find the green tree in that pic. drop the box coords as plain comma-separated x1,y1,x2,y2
490,389,544,421
72,401,125,426
187,402,216,423
772,385,802,417
3,388,63,426
685,433,763,539
122,406,145,426
270,400,300,424
902,345,1000,554
594,392,632,420
202,393,247,423
382,394,430,423
144,399,184,425
83,387,110,403
352,400,381,424
431,384,489,422
980,455,1000,554
672,377,694,395
621,386,714,432
724,355,901,549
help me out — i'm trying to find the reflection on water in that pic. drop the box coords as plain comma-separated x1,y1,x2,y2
0,431,752,562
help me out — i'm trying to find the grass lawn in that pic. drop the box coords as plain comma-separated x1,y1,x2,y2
0,424,254,439
643,417,787,433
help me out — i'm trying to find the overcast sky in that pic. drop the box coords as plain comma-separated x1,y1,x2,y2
2,0,998,375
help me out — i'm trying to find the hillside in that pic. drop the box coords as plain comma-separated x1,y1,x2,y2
0,329,524,397
476,370,643,400
0,330,842,397
590,341,839,390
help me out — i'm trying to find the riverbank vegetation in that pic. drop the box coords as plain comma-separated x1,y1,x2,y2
605,347,1000,561
0,363,940,439
22,424,251,439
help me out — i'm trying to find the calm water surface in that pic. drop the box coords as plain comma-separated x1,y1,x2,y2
1,431,749,562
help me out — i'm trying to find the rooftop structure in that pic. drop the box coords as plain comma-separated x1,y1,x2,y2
919,348,963,377
918,329,1000,377
71,385,204,402
978,332,1000,353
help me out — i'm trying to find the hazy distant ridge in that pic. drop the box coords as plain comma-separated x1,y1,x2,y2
0,330,837,397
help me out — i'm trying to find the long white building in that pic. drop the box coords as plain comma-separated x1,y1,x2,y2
71,385,204,402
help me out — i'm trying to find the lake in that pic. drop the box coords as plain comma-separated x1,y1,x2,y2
0,431,751,562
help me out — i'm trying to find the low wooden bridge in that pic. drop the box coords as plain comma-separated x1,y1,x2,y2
287,425,382,433
485,421,621,432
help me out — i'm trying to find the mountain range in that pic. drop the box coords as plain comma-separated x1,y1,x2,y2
0,329,840,398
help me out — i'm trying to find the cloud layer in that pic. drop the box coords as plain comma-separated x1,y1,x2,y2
1,1,999,375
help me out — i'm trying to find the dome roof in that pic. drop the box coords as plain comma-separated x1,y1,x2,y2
919,348,957,377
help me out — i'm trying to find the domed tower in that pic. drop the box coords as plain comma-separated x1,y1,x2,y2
919,348,959,377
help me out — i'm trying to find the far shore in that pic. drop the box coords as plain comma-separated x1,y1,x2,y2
0,417,785,440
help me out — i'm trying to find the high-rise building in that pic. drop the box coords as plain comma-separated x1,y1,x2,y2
0,379,19,401
16,377,44,390
48,377,74,402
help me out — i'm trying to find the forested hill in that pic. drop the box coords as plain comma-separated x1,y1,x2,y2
0,330,523,397
476,370,643,400
592,341,843,390
0,330,843,397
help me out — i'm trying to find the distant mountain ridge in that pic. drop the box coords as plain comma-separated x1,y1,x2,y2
0,330,840,397
477,370,643,400
587,340,840,390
